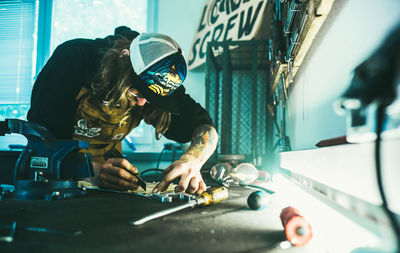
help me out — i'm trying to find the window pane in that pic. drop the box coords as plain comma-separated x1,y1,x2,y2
51,0,147,51
0,0,36,120
50,0,153,147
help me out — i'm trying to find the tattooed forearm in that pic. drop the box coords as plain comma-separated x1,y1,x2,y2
182,124,218,164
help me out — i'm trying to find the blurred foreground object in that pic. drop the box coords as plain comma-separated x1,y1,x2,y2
280,206,313,247
335,23,400,252
336,24,400,142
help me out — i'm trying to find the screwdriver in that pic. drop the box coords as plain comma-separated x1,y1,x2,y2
0,221,82,243
131,186,229,225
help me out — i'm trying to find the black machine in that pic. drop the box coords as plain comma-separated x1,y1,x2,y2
0,119,94,200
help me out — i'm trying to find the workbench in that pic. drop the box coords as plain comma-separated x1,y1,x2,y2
0,177,321,253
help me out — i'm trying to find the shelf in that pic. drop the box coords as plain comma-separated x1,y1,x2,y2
270,0,335,92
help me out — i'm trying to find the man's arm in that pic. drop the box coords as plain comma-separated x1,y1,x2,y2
153,124,218,194
182,124,219,164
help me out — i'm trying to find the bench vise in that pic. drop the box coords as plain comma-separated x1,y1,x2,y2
0,119,94,200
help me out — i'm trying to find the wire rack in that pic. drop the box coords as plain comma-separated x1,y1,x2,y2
205,40,274,165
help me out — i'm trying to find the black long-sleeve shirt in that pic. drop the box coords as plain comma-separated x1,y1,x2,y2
27,36,212,162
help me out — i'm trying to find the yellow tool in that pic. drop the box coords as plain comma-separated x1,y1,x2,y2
131,186,229,225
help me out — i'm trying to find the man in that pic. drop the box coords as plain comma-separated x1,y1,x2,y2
28,26,218,194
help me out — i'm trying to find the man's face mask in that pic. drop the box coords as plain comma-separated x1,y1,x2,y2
139,53,187,96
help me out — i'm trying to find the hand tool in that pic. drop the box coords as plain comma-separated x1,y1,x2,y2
247,190,272,210
0,221,16,243
124,168,147,191
0,221,82,242
131,186,229,225
82,185,150,197
280,206,312,247
104,149,146,191
241,181,276,210
23,226,82,236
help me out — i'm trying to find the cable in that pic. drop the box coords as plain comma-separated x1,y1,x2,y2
139,168,164,177
156,149,167,169
155,143,183,169
172,148,176,162
375,104,400,252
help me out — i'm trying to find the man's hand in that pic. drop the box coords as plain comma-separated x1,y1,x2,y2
93,158,139,191
153,155,207,194
153,124,218,194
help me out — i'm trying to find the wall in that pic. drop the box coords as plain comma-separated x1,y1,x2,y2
286,0,400,150
156,0,400,154
156,0,208,107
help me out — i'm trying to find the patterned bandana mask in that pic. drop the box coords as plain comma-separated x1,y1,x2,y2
139,53,187,96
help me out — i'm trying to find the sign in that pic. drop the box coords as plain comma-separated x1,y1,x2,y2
188,0,267,70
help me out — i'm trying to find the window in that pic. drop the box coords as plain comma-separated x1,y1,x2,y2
50,0,147,52
50,0,156,149
0,0,37,121
0,0,162,151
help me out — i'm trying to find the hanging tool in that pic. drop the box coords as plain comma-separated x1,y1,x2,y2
131,186,229,225
283,0,302,35
272,0,287,64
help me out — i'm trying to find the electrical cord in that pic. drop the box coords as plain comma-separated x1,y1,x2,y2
375,104,400,252
155,143,183,169
139,168,164,177
156,149,167,169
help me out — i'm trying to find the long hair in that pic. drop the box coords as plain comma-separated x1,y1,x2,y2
91,36,171,139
